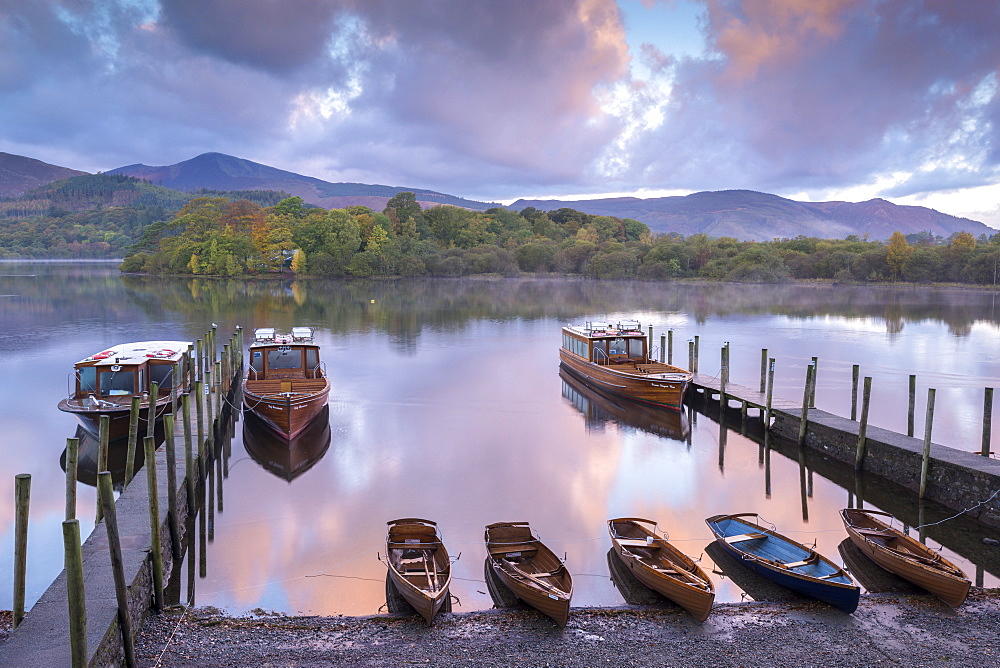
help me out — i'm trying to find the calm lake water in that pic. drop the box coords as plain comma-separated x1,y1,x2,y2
1,261,998,617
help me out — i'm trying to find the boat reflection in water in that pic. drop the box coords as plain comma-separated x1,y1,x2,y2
606,548,672,606
242,405,331,481
559,368,690,440
59,425,153,490
704,541,808,605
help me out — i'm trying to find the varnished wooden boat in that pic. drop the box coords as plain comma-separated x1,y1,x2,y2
706,513,860,613
385,518,452,624
485,522,573,627
243,327,330,438
560,320,692,411
58,341,193,440
841,508,970,607
607,517,714,621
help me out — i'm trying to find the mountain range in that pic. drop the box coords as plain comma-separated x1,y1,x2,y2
1,151,994,241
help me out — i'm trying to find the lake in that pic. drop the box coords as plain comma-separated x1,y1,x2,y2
1,261,998,617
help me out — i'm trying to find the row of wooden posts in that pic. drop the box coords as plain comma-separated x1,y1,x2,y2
11,325,245,668
650,325,995,491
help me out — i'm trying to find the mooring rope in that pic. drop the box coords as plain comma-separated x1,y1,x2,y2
914,487,1000,530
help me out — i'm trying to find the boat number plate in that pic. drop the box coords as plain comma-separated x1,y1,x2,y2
505,552,521,558
548,594,559,600
405,538,420,543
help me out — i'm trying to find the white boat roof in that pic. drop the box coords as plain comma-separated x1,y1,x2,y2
76,341,192,366
563,321,646,338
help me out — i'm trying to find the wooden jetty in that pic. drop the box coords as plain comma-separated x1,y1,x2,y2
688,373,1000,530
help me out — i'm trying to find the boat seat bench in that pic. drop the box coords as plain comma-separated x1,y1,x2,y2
725,532,767,544
783,556,818,568
616,538,656,548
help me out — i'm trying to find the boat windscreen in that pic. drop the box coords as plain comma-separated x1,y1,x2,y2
268,348,303,370
149,363,173,390
99,368,135,396
78,366,97,393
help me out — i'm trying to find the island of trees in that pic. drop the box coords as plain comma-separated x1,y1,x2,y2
117,193,998,285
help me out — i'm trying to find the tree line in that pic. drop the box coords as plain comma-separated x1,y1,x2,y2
118,193,1000,286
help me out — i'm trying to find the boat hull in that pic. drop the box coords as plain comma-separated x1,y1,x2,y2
243,380,330,438
559,351,689,411
485,522,572,627
706,514,860,614
841,509,970,607
386,519,452,625
608,518,714,622
58,397,169,441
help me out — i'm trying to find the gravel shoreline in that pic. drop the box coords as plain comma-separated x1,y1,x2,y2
130,591,1000,667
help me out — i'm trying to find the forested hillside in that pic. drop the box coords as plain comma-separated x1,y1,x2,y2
0,173,293,257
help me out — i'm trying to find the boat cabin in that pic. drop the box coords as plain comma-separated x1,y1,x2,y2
561,320,648,365
249,327,325,381
69,341,191,403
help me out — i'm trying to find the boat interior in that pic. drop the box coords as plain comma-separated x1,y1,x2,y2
387,521,447,589
717,518,848,581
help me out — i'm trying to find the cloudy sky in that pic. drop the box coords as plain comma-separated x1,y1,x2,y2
1,0,998,225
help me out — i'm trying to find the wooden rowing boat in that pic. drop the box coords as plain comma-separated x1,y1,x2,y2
706,513,860,613
58,341,193,440
243,327,330,438
485,521,573,627
560,320,692,411
385,518,452,625
840,508,970,607
607,518,714,621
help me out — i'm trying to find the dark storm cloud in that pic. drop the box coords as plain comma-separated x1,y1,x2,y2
160,0,340,73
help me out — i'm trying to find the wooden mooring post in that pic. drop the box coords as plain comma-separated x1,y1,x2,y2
96,415,109,523
919,388,937,500
65,437,78,521
659,333,666,363
124,395,140,486
759,348,768,393
765,358,775,427
146,382,159,439
183,392,195,508
693,335,700,372
97,472,137,668
984,387,994,457
62,519,86,668
143,435,164,611
854,377,873,470
851,365,859,420
797,361,816,446
164,414,182,560
720,343,730,410
809,356,818,408
13,473,30,628
908,375,917,437
667,330,673,365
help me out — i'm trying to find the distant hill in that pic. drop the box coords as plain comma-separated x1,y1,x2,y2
109,152,498,211
0,153,86,197
511,190,994,241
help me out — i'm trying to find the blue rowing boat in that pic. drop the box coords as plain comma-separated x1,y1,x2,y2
706,513,860,613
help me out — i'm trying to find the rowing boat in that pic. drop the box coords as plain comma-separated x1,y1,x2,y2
841,508,970,607
608,517,714,621
385,518,452,625
706,513,859,613
485,521,573,627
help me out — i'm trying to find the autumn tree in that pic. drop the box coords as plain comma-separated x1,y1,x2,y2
886,231,912,279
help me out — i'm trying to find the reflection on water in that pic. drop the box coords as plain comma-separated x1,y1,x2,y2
704,541,807,604
606,548,671,607
59,425,152,490
1,263,997,617
560,369,690,440
243,406,331,482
